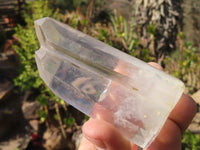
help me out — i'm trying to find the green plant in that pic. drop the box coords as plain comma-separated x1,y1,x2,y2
182,130,200,150
108,9,156,62
13,0,60,92
37,109,48,122
61,6,146,62
147,24,156,56
132,48,155,62
110,9,139,53
64,117,75,126
50,0,75,12
164,41,200,93
13,0,69,131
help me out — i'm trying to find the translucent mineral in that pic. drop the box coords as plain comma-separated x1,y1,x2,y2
34,17,184,148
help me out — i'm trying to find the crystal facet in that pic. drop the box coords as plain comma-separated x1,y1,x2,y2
34,17,184,148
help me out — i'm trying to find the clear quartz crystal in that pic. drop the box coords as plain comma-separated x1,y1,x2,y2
34,17,185,148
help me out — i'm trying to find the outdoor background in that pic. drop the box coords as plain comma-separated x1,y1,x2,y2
0,0,200,149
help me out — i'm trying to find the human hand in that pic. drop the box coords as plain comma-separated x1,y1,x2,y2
78,63,197,150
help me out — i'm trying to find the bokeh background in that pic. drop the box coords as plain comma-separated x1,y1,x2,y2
0,0,200,149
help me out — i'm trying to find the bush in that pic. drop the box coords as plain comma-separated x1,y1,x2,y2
182,130,200,150
13,0,60,92
164,42,200,93
13,0,65,127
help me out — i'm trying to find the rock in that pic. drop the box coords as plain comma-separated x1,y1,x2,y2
0,50,18,79
29,120,40,131
192,113,200,123
191,90,200,105
73,129,82,150
188,112,200,133
0,91,28,141
22,101,41,120
0,76,13,100
43,127,68,150
0,110,18,139
0,134,31,150
188,121,200,134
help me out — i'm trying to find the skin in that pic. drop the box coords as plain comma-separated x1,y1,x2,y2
78,62,197,150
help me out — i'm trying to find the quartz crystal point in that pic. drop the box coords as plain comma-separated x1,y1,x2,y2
34,17,184,148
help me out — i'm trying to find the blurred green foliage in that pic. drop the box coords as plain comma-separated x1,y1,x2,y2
164,42,200,93
147,24,156,35
37,109,48,122
13,0,60,92
64,117,75,126
13,0,63,123
110,9,139,53
182,130,200,150
50,0,105,16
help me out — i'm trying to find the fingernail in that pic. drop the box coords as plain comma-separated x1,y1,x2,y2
84,134,106,149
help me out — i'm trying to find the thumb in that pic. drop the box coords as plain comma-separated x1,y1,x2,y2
82,118,132,150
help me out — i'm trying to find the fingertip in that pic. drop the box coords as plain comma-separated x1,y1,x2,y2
82,119,131,150
78,136,97,150
179,93,197,120
82,119,107,149
181,93,197,118
169,93,197,133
